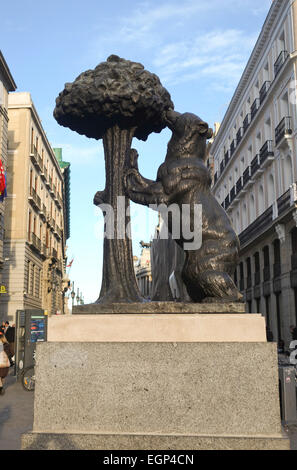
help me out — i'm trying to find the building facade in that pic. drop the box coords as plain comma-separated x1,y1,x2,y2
134,241,152,299
0,92,68,321
0,52,16,292
211,0,297,346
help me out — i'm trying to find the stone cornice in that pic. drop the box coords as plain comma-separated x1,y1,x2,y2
0,50,16,91
211,0,289,154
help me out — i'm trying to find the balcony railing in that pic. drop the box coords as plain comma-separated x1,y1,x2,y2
259,81,271,104
277,188,291,216
236,128,243,145
259,140,274,166
31,233,41,252
251,98,260,120
243,113,251,133
224,195,230,210
230,186,236,203
251,154,260,177
236,176,242,195
275,116,292,145
242,166,251,187
274,50,289,78
230,139,237,156
239,206,273,247
224,150,230,166
29,187,41,210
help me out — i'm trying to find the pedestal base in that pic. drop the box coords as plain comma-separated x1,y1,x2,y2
22,432,289,450
22,340,289,450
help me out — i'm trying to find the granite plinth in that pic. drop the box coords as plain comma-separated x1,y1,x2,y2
22,341,289,450
72,301,246,314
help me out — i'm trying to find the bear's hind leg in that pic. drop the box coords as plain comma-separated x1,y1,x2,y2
199,270,243,303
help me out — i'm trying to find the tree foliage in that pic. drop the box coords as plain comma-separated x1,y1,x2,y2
54,55,173,141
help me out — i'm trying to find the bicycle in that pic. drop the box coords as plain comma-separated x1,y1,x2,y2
21,365,35,391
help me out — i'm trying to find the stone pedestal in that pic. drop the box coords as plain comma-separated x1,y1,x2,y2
21,304,290,450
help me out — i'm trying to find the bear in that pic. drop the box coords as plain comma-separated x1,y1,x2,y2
124,109,243,303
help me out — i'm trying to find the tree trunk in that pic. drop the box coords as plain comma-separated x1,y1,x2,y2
96,125,144,304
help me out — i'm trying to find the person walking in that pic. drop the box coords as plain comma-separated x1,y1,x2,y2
0,332,12,395
5,323,15,366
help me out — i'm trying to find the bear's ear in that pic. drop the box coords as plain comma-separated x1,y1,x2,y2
198,121,212,139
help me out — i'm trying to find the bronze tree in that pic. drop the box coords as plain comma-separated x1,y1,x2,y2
54,55,173,303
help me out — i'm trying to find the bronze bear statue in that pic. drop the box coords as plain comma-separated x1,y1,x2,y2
124,109,243,303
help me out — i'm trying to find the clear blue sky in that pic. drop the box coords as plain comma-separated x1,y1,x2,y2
1,0,271,304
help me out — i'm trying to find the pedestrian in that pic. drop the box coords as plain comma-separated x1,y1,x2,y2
0,332,12,395
0,321,5,334
290,325,297,341
5,323,15,366
266,327,274,342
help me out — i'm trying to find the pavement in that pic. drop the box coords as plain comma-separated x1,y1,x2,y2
0,369,296,450
0,371,34,450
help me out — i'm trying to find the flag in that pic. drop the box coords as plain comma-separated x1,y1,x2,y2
0,167,7,202
66,258,74,268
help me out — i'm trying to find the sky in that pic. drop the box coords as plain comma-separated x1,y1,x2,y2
1,0,272,305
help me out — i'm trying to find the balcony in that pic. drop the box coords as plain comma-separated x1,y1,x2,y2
236,176,243,196
224,150,230,166
274,50,289,78
243,113,251,133
55,193,63,209
236,128,243,145
259,140,274,167
30,233,41,252
275,116,292,146
40,204,47,221
29,187,41,210
37,153,43,172
277,188,291,216
250,154,262,179
224,194,230,210
242,166,251,189
251,98,260,120
230,139,237,156
239,205,273,247
41,166,48,182
30,145,38,166
259,81,271,105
